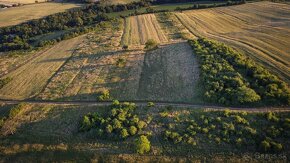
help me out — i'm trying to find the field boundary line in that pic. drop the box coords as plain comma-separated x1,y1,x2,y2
0,99,289,111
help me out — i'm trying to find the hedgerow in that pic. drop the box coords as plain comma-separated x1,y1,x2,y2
188,38,290,106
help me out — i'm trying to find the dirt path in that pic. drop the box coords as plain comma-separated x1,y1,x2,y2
0,99,289,112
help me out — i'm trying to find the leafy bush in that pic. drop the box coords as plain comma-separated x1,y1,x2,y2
147,102,155,107
266,112,279,122
260,140,271,152
135,135,151,154
9,103,27,119
145,39,158,50
116,58,126,67
0,77,12,89
98,89,110,101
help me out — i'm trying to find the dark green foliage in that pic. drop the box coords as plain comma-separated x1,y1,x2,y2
144,39,158,50
147,102,155,107
0,1,151,52
0,77,12,89
122,44,129,50
8,103,27,119
135,135,151,154
116,58,126,67
97,90,110,101
188,38,290,106
162,110,289,153
80,101,150,140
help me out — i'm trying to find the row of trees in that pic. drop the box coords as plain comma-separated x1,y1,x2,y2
189,38,290,106
189,39,260,105
0,0,151,52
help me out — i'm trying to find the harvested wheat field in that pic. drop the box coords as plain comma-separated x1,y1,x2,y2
0,35,85,100
0,0,46,4
0,2,83,27
121,14,168,46
174,1,290,83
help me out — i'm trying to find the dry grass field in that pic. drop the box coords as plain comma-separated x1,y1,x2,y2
0,0,46,4
101,0,138,5
121,14,168,46
37,19,199,102
137,42,199,102
174,2,290,83
0,35,85,100
0,2,83,27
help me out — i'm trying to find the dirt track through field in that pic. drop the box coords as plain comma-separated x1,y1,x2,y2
174,1,290,83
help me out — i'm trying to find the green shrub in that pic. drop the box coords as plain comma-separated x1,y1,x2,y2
129,126,138,135
135,135,151,154
236,138,243,146
0,118,5,128
271,142,283,152
187,137,197,146
202,128,209,134
112,118,122,129
260,140,271,152
0,77,12,89
215,137,221,144
9,103,26,119
147,102,155,107
80,115,92,131
116,58,126,67
137,121,147,130
266,112,279,122
98,89,110,101
106,124,113,133
121,129,129,138
234,115,249,125
145,39,158,50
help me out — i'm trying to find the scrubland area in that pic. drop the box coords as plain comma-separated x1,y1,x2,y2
0,102,289,162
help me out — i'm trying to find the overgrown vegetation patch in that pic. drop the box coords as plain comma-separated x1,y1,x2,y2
189,38,290,106
80,101,152,140
161,109,290,154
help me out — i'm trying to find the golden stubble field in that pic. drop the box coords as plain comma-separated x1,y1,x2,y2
0,35,85,100
174,1,290,83
38,18,199,102
121,14,168,46
0,2,83,27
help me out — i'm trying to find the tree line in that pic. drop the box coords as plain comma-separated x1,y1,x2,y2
189,38,290,106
